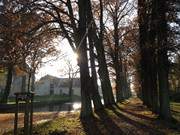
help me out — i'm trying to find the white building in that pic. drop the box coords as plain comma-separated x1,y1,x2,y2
35,75,81,96
1,73,80,97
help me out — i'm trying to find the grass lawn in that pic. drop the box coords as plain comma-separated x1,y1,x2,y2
7,95,81,105
3,98,180,135
171,102,180,121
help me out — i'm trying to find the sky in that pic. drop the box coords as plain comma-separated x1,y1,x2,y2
35,40,78,80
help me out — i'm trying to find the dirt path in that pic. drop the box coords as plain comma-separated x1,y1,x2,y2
106,98,179,135
81,98,180,135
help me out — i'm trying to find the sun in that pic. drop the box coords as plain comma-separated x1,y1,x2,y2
36,40,79,80
74,53,78,60
67,51,78,65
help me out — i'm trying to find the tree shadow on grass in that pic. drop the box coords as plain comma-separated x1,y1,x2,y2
116,104,180,131
171,109,180,114
81,116,103,135
81,109,126,135
115,104,156,121
95,109,125,135
110,105,166,135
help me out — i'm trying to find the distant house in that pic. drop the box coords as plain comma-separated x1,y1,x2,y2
35,75,81,96
10,75,25,96
1,71,81,97
0,67,28,97
0,64,34,97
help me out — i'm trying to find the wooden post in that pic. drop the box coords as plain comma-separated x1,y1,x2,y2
14,94,19,135
29,93,34,135
24,96,29,135
14,92,34,135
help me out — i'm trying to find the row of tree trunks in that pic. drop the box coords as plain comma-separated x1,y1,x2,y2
138,0,158,110
138,0,149,106
148,0,159,113
138,0,172,121
86,0,115,106
48,0,111,117
113,10,126,102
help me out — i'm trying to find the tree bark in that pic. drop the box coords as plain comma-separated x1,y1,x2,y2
85,0,115,106
123,62,131,99
86,0,115,106
78,0,93,118
31,72,35,92
138,0,158,109
1,66,13,103
79,47,93,118
21,75,26,92
138,0,149,106
158,52,171,120
113,12,125,102
88,31,103,110
21,59,26,92
157,0,171,120
148,0,159,113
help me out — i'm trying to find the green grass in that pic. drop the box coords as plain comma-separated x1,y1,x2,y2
171,102,180,121
34,95,70,102
7,95,81,105
4,113,82,135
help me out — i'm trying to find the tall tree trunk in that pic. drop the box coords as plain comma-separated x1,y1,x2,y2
21,59,26,92
113,52,125,102
113,12,125,102
88,31,103,110
1,66,13,103
123,62,131,99
86,0,115,106
138,0,146,105
79,48,93,118
59,0,93,117
149,52,158,113
138,0,153,107
78,0,93,118
147,0,159,113
148,55,158,112
98,0,115,105
97,50,115,105
115,62,124,102
145,71,153,108
157,0,171,120
158,52,171,120
27,72,31,92
31,72,35,92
